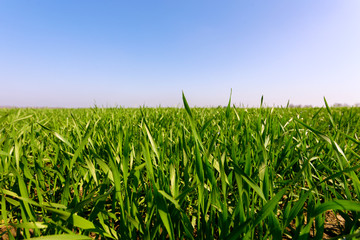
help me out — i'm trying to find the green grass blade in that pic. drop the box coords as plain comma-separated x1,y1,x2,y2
311,200,360,217
226,88,232,119
233,165,266,201
25,234,92,240
182,91,193,119
252,187,287,227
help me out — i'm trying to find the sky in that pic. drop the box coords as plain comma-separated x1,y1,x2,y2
0,0,359,108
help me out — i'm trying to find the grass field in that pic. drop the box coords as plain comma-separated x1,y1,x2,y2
1,95,360,239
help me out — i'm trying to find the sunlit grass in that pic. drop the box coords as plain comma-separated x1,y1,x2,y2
1,96,360,239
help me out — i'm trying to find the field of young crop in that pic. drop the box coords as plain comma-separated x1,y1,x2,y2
1,95,360,239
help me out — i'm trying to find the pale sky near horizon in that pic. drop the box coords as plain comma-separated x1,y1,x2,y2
0,1,359,108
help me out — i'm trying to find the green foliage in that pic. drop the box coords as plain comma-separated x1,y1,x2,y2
0,99,360,239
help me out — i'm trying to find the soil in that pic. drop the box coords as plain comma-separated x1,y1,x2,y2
0,225,16,240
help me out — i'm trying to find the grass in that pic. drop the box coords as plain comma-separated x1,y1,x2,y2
0,95,360,239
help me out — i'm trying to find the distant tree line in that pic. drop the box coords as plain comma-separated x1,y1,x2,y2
288,103,360,108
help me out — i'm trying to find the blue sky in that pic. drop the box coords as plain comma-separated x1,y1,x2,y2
0,1,359,107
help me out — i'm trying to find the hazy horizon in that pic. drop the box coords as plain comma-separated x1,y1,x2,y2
1,1,359,108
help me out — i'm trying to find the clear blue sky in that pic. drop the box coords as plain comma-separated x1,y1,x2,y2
1,1,359,107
